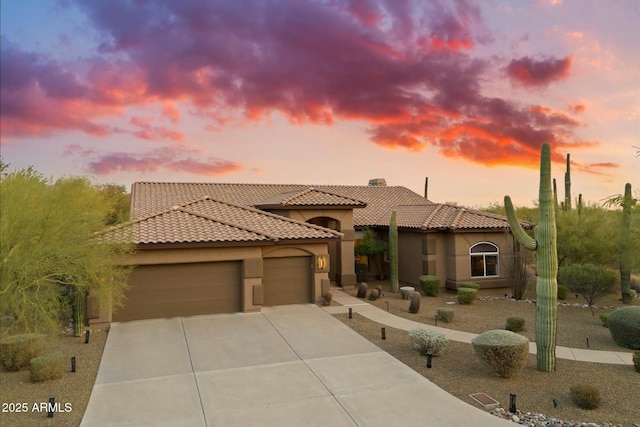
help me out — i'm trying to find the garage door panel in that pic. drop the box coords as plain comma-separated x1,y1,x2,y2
263,257,312,306
114,261,241,321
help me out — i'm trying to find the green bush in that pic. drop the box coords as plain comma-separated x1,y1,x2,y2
558,264,618,308
471,330,529,378
0,333,46,371
570,384,601,409
30,353,64,382
419,275,440,296
599,312,610,328
436,307,454,323
633,351,640,373
408,329,448,356
557,284,568,300
457,287,477,305
459,282,480,290
607,306,640,349
506,316,525,332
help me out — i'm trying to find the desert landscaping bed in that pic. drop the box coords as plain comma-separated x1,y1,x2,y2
0,330,107,427
334,281,638,426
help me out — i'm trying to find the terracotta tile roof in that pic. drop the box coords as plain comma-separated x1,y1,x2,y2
130,182,529,233
101,197,342,245
381,205,528,230
255,188,366,209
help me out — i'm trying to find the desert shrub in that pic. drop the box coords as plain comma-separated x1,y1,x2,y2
437,307,454,323
558,264,618,309
471,330,529,378
557,284,568,300
506,316,525,332
599,312,610,328
607,306,640,349
0,333,46,371
570,384,601,409
419,275,440,296
408,329,448,356
633,352,640,373
30,353,64,382
459,282,480,290
630,289,638,300
457,287,477,305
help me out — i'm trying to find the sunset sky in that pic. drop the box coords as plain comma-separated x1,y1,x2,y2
1,0,638,207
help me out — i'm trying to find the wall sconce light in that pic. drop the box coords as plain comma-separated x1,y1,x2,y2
316,254,328,271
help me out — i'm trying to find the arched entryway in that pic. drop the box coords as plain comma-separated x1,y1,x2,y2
307,217,341,283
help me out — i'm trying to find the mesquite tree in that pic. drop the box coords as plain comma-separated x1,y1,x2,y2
504,143,558,372
389,210,399,293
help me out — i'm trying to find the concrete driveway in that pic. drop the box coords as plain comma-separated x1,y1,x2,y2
81,304,514,427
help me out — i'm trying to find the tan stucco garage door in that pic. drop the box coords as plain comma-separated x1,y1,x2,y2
263,257,312,306
113,261,242,321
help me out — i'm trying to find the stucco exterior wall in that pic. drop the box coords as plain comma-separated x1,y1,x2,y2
445,231,514,289
93,242,331,326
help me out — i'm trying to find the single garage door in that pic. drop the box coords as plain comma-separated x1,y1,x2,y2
113,261,242,321
263,257,313,306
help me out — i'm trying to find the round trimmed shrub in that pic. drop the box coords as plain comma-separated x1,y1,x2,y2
408,329,448,356
459,282,480,290
419,275,440,296
437,307,454,323
570,384,601,409
607,306,640,349
0,333,46,371
471,330,529,378
457,287,477,305
30,353,64,382
506,316,525,332
557,284,568,300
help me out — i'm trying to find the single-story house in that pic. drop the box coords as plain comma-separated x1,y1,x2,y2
92,179,531,325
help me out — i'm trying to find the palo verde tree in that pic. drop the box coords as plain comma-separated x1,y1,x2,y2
0,166,132,335
504,142,558,372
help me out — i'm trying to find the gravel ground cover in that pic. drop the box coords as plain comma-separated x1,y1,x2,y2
335,281,639,426
0,330,107,427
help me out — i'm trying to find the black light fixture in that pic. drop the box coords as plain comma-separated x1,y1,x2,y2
71,356,76,373
48,397,55,418
84,330,90,344
381,327,386,340
509,393,517,413
426,353,433,368
348,307,352,319
434,314,438,326
553,398,559,408
586,336,590,348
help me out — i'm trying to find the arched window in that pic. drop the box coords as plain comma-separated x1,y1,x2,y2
470,242,499,277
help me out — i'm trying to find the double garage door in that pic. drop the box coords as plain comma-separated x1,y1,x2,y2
113,257,312,322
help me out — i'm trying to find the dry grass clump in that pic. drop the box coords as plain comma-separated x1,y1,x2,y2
570,384,601,410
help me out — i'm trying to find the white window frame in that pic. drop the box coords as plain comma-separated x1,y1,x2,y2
469,242,500,278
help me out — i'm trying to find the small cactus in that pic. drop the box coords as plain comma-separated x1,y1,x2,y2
322,292,333,306
368,289,380,301
375,285,383,296
408,292,421,314
620,183,633,304
357,282,368,298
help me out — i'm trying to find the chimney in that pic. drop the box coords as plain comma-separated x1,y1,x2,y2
368,178,387,186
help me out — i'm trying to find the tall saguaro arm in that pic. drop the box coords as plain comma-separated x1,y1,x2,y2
504,142,558,373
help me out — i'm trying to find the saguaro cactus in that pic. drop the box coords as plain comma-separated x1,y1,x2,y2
621,183,633,304
505,143,558,372
564,153,571,211
73,288,86,337
389,209,399,293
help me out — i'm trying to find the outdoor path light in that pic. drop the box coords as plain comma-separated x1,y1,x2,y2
426,353,432,368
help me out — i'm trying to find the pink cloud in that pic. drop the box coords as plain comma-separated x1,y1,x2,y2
506,55,572,87
0,0,609,172
86,147,242,176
